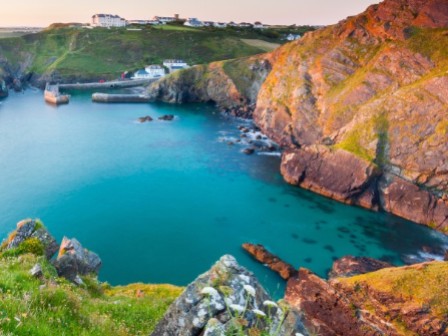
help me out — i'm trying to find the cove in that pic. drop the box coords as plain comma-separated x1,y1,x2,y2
0,90,446,298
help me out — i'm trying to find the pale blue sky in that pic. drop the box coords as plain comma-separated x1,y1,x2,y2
2,0,380,27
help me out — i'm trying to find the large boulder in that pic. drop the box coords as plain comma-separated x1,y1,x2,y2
152,255,309,336
380,174,448,233
242,243,297,280
328,255,394,278
3,219,58,259
53,237,101,282
281,146,380,209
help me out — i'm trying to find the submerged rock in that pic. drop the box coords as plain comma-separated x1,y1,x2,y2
242,243,297,280
242,148,255,155
53,237,101,282
329,256,394,278
152,255,308,336
158,114,174,121
3,219,58,259
138,116,153,123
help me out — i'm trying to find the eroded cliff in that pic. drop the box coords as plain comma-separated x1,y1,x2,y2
148,0,448,232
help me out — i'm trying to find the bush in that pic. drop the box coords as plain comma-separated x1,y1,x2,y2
2,237,45,258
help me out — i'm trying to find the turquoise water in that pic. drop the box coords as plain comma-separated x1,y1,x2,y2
0,90,447,297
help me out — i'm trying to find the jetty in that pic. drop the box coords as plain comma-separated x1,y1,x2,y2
92,93,151,103
44,84,70,105
59,78,156,91
0,80,8,98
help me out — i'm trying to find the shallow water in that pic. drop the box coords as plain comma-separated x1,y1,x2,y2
0,90,446,298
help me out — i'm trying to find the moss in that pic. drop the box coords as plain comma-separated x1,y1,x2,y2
223,57,263,98
34,219,44,231
334,112,389,163
1,237,45,258
339,261,448,319
434,120,448,136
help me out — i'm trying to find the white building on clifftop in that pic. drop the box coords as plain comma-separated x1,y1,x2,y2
91,14,127,27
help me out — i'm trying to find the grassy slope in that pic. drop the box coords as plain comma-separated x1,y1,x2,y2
337,261,448,332
0,253,182,335
0,26,286,80
0,224,183,336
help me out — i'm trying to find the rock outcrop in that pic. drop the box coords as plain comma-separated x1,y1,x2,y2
281,147,381,209
242,243,297,280
152,255,309,336
286,261,448,336
253,0,448,231
328,255,393,278
143,0,448,232
147,57,272,118
53,237,102,282
2,219,58,259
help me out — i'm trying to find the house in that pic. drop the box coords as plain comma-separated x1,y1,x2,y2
238,22,253,28
153,14,180,24
91,14,127,27
132,65,166,79
127,20,161,26
253,21,266,29
213,22,228,28
286,33,301,41
228,21,238,27
203,21,215,27
184,18,204,27
163,59,189,73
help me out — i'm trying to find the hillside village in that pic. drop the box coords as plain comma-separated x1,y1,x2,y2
90,13,302,80
89,14,301,79
92,13,271,30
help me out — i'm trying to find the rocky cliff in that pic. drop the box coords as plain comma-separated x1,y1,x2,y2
255,0,448,232
285,260,448,336
147,56,273,118
147,0,448,232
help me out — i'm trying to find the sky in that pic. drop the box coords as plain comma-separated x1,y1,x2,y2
1,0,381,27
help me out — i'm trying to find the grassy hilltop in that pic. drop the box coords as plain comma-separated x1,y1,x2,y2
0,24,311,82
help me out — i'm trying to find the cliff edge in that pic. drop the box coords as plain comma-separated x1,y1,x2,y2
147,0,448,232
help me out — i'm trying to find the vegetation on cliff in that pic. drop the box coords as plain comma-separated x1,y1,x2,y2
0,224,182,336
333,261,448,335
0,25,294,84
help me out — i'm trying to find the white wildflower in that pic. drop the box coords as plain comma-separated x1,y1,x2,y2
243,284,256,297
225,298,234,306
229,304,245,313
295,333,305,336
200,287,219,296
263,300,278,308
252,309,267,317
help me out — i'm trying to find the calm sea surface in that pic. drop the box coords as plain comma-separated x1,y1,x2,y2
0,90,446,297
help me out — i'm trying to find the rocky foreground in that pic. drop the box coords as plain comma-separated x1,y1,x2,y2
1,219,447,335
146,0,448,233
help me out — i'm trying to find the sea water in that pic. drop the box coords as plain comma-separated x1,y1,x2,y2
0,90,446,298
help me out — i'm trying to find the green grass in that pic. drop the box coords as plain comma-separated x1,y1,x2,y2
0,253,182,335
339,262,448,319
0,26,288,81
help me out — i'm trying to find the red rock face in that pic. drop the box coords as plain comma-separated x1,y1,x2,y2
286,264,448,336
380,175,448,231
285,269,398,336
328,256,394,278
253,0,448,232
242,243,297,280
281,147,380,209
